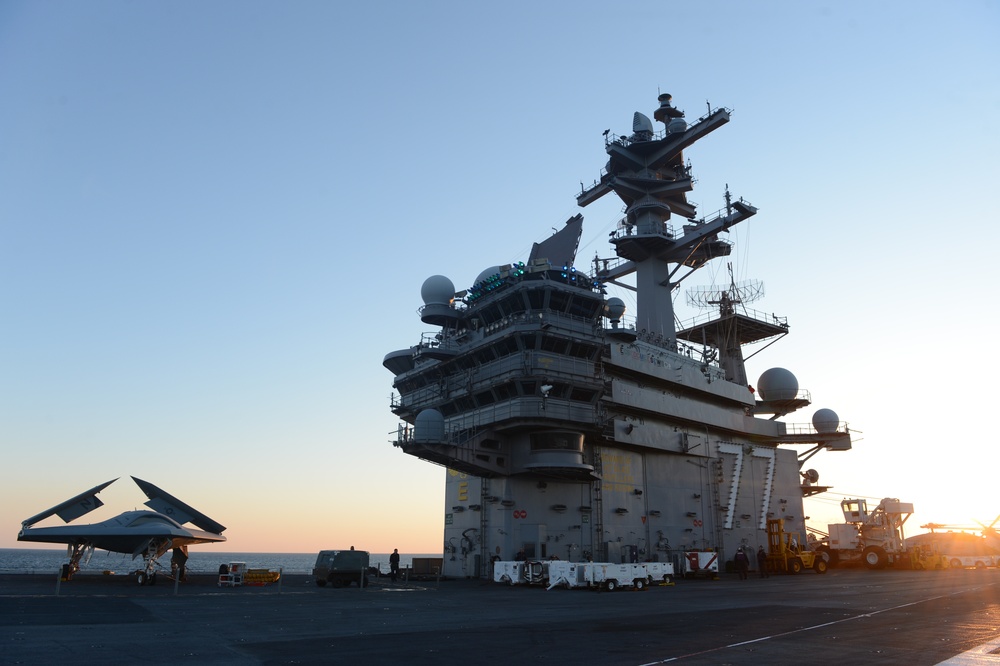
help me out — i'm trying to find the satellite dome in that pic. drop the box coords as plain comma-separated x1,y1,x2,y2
605,297,626,323
474,266,503,285
757,368,799,401
812,408,840,433
420,275,455,306
413,409,446,443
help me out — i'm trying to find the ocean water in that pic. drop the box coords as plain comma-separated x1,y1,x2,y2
0,548,440,575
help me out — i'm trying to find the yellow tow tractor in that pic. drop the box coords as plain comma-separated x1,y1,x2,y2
906,542,949,571
766,518,828,574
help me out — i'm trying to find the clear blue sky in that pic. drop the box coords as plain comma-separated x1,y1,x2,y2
2,1,998,553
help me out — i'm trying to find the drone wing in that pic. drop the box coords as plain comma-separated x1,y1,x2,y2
20,478,118,528
131,476,226,534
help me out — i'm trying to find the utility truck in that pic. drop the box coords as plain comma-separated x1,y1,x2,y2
313,549,370,587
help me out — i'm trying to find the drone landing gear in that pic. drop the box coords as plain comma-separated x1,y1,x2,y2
61,544,93,581
134,537,171,586
136,570,157,586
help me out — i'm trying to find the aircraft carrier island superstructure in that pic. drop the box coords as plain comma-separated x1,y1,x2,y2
384,93,852,578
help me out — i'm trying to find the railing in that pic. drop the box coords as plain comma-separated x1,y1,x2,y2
392,396,600,450
607,216,678,242
678,306,789,332
421,307,605,354
600,105,731,150
782,420,848,436
578,105,731,202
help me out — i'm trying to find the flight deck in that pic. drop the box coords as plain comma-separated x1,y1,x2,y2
1,569,997,665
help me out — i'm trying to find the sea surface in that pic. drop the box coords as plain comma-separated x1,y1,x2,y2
0,548,440,575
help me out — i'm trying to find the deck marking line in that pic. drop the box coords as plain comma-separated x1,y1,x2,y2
639,582,999,665
935,635,1000,665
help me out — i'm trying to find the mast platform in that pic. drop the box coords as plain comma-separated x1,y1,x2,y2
677,309,789,348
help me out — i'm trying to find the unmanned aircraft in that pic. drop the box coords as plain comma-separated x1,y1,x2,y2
17,476,226,585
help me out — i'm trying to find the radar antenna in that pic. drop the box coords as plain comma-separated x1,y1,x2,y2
685,262,764,315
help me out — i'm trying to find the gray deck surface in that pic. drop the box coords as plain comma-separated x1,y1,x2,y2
2,569,998,665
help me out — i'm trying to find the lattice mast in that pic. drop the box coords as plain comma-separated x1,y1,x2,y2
686,261,764,387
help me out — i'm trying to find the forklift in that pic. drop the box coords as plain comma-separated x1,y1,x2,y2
766,518,828,574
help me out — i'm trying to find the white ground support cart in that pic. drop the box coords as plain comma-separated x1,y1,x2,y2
501,560,677,590
585,562,653,591
545,561,587,589
682,551,720,579
218,561,245,587
546,561,666,591
493,561,524,585
493,560,549,585
643,561,675,585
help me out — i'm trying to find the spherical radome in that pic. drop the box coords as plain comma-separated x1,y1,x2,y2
812,408,840,433
414,408,445,443
475,266,503,285
421,275,455,305
605,297,626,321
757,367,799,401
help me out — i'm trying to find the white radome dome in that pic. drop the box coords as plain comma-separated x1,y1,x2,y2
812,408,840,433
421,275,455,305
414,408,445,442
757,368,799,401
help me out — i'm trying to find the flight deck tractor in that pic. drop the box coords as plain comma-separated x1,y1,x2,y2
812,498,942,569
766,519,827,574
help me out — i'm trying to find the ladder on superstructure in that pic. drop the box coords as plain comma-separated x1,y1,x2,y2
480,478,490,579
711,458,726,551
592,447,606,562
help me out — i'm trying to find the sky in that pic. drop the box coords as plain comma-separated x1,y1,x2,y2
2,1,998,555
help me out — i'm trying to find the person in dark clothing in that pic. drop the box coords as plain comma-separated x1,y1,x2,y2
757,546,770,578
389,548,400,582
171,546,189,582
734,547,750,580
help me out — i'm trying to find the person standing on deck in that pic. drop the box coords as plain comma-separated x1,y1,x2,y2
389,548,400,582
757,546,770,578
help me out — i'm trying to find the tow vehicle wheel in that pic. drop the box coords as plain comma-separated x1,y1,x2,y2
634,578,645,590
790,558,803,574
863,546,888,570
813,559,828,574
950,558,962,569
605,579,617,592
137,571,147,586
